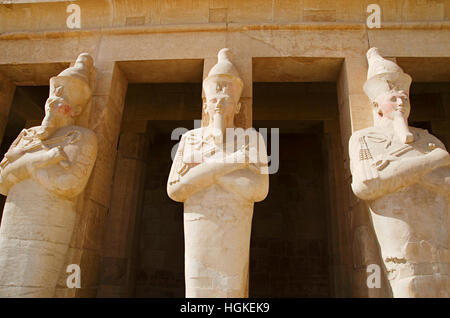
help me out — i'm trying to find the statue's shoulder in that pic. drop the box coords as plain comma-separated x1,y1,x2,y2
349,126,381,142
348,126,392,158
181,127,207,142
409,126,433,137
183,127,204,137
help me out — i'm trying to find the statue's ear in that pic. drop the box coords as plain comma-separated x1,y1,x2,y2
235,101,241,114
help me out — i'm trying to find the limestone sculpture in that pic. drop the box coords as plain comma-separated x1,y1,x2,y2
167,48,269,297
349,47,450,297
0,53,98,297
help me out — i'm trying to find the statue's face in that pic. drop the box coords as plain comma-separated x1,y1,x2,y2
374,90,410,120
204,79,240,124
37,89,74,139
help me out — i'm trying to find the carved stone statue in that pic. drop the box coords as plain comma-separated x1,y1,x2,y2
0,53,98,297
349,48,450,297
167,48,269,297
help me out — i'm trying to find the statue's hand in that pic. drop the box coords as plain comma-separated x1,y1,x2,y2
45,146,70,168
50,146,67,160
26,146,69,174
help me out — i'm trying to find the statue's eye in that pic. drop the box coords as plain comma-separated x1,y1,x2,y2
390,96,397,102
210,98,217,103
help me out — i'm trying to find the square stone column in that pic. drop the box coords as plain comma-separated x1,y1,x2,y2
0,73,15,143
98,132,149,298
55,62,128,297
337,57,373,140
202,56,253,129
337,56,372,192
337,57,390,298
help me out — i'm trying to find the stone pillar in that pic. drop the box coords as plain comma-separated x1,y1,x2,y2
0,73,15,143
337,57,373,139
337,57,390,297
98,132,149,297
54,62,128,297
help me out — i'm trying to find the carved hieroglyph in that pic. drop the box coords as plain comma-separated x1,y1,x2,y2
167,48,269,297
0,53,98,297
349,48,450,297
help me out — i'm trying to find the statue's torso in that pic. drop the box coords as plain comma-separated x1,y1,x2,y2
182,128,256,217
1,124,97,199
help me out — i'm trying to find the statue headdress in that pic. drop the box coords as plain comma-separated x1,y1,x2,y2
49,53,94,114
203,48,244,102
363,47,412,102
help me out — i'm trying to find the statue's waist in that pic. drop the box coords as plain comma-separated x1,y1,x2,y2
7,179,75,204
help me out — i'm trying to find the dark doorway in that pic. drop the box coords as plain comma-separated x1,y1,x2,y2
124,83,202,297
250,121,331,297
249,82,338,297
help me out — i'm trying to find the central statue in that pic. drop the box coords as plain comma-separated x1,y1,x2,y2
167,48,269,297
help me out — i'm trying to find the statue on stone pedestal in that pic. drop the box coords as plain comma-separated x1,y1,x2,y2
0,53,98,297
349,48,450,297
167,48,269,298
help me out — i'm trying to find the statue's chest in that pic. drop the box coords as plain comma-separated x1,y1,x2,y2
365,130,433,160
182,135,237,164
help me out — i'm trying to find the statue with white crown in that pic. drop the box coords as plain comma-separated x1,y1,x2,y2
167,48,269,298
349,48,450,297
0,53,98,297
